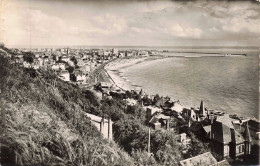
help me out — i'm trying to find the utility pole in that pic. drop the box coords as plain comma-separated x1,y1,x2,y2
148,127,151,155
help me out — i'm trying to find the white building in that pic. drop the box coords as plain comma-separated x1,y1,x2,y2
171,101,183,113
58,70,70,82
84,113,113,140
112,48,118,55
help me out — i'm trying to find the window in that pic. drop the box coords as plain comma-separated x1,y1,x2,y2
241,144,244,153
237,145,244,154
236,145,239,153
224,145,229,156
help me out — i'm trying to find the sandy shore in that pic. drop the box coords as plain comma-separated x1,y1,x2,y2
104,57,148,91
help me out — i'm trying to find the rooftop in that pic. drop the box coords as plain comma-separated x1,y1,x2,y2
216,114,234,129
179,152,217,166
85,113,111,123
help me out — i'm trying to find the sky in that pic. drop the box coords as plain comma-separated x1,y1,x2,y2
1,0,260,47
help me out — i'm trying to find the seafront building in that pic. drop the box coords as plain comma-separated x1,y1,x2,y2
210,114,251,160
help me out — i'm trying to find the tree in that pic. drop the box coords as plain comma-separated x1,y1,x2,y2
153,94,160,103
125,90,133,98
70,56,77,65
184,132,208,159
151,130,182,165
131,150,157,165
23,52,35,63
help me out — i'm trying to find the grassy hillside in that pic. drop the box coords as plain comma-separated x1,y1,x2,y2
0,53,134,165
0,47,209,166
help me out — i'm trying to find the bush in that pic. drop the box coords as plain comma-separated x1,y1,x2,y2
0,53,134,165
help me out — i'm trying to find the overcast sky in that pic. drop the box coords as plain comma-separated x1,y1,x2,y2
1,0,260,47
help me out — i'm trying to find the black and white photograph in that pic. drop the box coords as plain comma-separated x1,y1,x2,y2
0,0,259,165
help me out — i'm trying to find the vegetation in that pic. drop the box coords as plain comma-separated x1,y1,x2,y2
0,53,134,165
23,52,35,63
0,46,209,165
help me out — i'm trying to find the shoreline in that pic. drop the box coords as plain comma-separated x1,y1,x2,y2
103,56,168,91
100,56,258,121
104,57,148,91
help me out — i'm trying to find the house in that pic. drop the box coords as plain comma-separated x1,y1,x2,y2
182,108,197,121
138,51,149,57
146,106,162,121
58,70,70,82
118,52,125,58
98,50,104,56
124,98,137,106
77,59,85,67
23,61,31,68
43,56,49,64
210,114,251,160
51,64,60,71
112,48,118,56
104,51,111,56
52,63,66,71
74,70,86,83
149,113,171,130
38,58,44,66
32,62,40,69
58,63,66,70
84,113,113,140
60,55,69,62
179,152,230,166
244,119,260,139
34,52,42,58
170,101,183,114
97,82,113,92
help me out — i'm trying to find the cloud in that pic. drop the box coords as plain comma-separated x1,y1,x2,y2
89,13,126,36
2,0,260,46
165,24,202,38
137,1,173,13
204,1,260,34
222,17,260,33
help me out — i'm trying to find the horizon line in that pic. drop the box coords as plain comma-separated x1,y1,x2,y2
4,45,260,49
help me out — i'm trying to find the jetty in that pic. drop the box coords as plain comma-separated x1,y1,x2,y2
163,51,247,57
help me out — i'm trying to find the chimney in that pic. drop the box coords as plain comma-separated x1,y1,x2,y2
148,127,151,154
108,118,113,140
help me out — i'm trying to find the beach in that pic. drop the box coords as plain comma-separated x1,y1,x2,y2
103,57,149,91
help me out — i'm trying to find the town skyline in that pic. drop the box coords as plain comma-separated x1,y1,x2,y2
1,0,260,47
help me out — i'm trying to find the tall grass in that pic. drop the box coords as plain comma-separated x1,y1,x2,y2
0,54,134,165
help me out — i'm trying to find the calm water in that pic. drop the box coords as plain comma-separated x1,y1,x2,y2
121,48,259,119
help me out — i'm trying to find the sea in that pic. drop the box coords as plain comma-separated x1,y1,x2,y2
120,47,260,120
